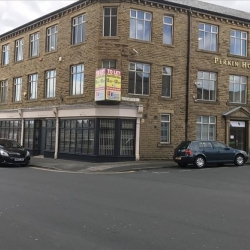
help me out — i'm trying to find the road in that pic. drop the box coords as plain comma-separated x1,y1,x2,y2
0,164,250,250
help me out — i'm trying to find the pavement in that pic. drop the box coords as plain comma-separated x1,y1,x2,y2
29,156,174,173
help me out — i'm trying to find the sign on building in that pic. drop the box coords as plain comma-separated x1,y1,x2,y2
95,68,121,101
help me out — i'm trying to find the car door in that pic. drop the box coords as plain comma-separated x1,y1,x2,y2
200,141,218,163
212,141,235,162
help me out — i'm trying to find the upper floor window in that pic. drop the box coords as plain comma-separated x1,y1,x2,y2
2,44,10,65
102,60,116,69
130,9,151,41
161,114,170,143
72,14,86,44
46,25,58,52
162,66,172,98
196,116,216,141
198,23,218,52
128,62,150,95
71,64,84,95
45,70,56,98
197,71,217,101
103,7,117,36
163,16,173,45
0,80,8,103
30,32,39,57
13,77,22,102
229,75,247,104
15,39,23,62
28,74,38,100
230,30,247,57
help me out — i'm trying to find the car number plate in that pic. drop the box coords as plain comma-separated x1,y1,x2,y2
175,157,182,160
14,158,24,161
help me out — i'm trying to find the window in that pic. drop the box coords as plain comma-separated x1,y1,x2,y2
102,60,116,69
163,16,173,45
196,116,216,141
103,7,117,36
128,62,150,95
161,115,170,143
28,74,38,100
72,14,86,44
212,141,226,149
229,75,247,104
13,77,22,102
197,71,216,101
45,70,56,98
2,44,9,65
0,80,8,103
162,66,172,97
45,120,56,151
59,119,95,154
0,120,21,143
46,25,58,52
120,120,135,156
15,38,23,61
198,23,218,51
71,64,84,95
30,32,39,57
24,120,34,149
230,30,247,56
130,9,151,41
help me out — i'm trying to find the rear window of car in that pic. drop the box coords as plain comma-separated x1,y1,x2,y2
176,141,191,149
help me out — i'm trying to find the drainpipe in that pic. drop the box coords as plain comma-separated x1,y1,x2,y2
185,8,192,141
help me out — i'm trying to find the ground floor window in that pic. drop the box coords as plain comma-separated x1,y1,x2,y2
45,120,56,150
24,120,34,149
196,116,216,140
59,119,95,154
0,120,21,143
161,114,170,143
120,120,135,156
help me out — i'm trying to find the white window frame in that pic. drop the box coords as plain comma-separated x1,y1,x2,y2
71,64,84,95
46,25,58,52
0,80,8,103
15,39,24,62
229,75,247,104
198,23,218,52
102,60,116,69
163,16,173,45
196,71,217,101
162,66,172,98
2,44,10,65
28,74,38,100
103,7,117,37
161,114,170,143
196,116,216,141
14,77,22,102
45,70,56,98
130,9,152,41
128,62,150,96
72,14,86,44
230,29,247,57
30,32,39,57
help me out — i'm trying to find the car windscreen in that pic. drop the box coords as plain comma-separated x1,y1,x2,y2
0,140,22,148
176,141,191,149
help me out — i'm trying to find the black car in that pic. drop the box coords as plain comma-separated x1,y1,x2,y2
0,138,30,166
173,140,248,168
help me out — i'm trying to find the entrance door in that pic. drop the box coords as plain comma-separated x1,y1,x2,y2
229,127,246,151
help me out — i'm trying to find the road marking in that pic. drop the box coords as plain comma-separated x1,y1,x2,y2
152,171,169,174
179,170,191,172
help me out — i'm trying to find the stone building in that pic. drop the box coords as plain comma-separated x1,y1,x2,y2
0,0,250,161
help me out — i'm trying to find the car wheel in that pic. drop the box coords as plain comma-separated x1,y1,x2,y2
194,156,205,168
234,154,245,166
178,163,187,167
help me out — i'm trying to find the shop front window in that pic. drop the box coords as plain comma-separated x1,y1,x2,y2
24,120,34,149
0,120,21,143
99,120,115,155
120,120,135,156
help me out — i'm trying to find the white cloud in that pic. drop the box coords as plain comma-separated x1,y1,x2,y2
0,0,250,35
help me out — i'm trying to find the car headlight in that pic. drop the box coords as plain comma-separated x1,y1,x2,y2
0,149,9,157
26,151,30,157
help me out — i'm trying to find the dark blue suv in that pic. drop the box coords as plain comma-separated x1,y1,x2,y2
173,140,248,168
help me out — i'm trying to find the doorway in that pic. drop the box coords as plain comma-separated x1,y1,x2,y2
229,121,246,151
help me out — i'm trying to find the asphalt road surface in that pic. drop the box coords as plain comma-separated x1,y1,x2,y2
0,164,250,250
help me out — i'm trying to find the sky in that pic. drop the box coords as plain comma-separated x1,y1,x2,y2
0,0,250,35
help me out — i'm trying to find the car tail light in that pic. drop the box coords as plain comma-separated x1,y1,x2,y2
185,149,192,156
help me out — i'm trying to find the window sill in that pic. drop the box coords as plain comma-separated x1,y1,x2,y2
27,55,40,60
67,95,84,99
194,100,220,105
70,42,86,48
44,50,58,56
13,101,23,104
0,102,8,105
162,44,175,48
25,99,38,103
100,36,120,40
196,49,221,55
41,98,56,102
13,60,24,64
227,53,249,60
128,93,149,98
1,64,10,67
128,38,155,45
226,101,248,106
157,143,173,148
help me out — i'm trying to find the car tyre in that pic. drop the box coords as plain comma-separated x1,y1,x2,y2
234,154,244,166
178,163,187,167
194,156,205,168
